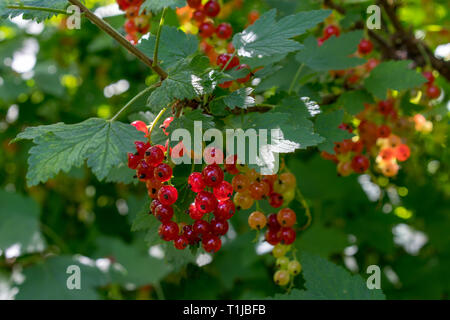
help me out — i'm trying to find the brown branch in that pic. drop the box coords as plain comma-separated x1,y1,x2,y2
67,0,167,80
378,0,450,80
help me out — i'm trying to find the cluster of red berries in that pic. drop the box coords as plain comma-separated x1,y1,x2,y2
422,71,441,99
322,98,416,177
116,0,151,45
177,0,257,88
230,169,296,210
248,208,297,246
272,244,301,286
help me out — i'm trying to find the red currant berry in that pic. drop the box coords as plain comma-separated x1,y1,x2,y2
117,0,131,10
188,172,205,193
216,23,232,39
248,211,267,230
154,163,173,182
195,191,218,213
213,181,233,201
136,159,154,180
248,10,259,24
358,39,373,55
202,234,222,253
379,148,395,161
269,192,283,208
146,177,162,199
145,145,165,166
265,229,281,245
210,218,229,236
203,0,220,17
277,208,296,227
192,9,206,23
214,199,235,219
187,0,202,9
203,147,224,165
216,53,240,70
422,71,434,84
174,235,189,250
426,84,440,99
199,21,215,38
150,199,162,214
236,64,251,83
193,220,210,236
158,185,178,205
183,225,200,244
351,155,370,173
134,141,150,156
124,20,137,34
249,181,270,200
202,164,224,187
158,221,179,241
280,227,296,245
395,144,411,162
188,202,204,220
224,155,239,174
154,204,174,223
127,153,140,169
267,213,281,231
231,174,250,192
323,25,340,39
378,100,394,115
377,124,391,138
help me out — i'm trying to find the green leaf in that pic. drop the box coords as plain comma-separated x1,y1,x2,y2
16,118,145,186
1,0,68,22
364,60,427,99
223,87,255,110
166,109,215,148
16,255,109,300
140,0,185,13
295,223,348,257
315,110,353,153
271,252,385,300
296,31,366,71
138,26,199,70
95,237,170,286
105,164,137,184
336,90,374,115
146,56,212,112
0,190,46,256
232,9,331,64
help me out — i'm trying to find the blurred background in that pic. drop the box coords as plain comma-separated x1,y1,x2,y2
0,0,449,299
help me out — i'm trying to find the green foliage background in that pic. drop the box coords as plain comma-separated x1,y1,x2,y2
0,0,449,300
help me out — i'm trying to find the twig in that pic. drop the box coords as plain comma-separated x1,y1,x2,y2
153,8,167,67
109,83,160,121
67,0,168,79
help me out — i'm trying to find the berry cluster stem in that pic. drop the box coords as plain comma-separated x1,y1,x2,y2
153,7,167,68
148,107,168,144
67,0,168,79
109,83,160,122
